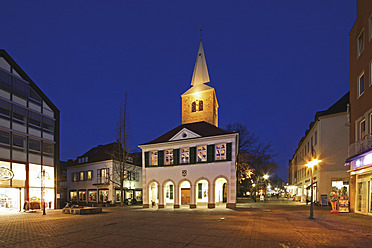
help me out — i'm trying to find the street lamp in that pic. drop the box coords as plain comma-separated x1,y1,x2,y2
37,169,50,215
305,158,322,219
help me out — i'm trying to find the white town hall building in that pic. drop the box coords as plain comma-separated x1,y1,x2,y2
139,39,238,209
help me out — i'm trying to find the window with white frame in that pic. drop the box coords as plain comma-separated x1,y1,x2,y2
370,61,372,86
165,150,173,165
180,148,189,164
150,151,158,166
369,15,372,40
197,145,207,162
358,73,365,97
360,119,366,140
215,143,226,160
358,31,364,57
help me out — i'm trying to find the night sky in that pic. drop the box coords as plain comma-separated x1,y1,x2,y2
0,1,356,181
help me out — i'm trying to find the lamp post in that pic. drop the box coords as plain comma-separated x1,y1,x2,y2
305,158,321,219
41,169,46,215
38,169,50,215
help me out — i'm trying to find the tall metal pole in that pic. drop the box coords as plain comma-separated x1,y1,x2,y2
42,169,46,215
309,167,314,219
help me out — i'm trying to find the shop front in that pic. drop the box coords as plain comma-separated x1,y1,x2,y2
0,161,55,212
348,150,372,214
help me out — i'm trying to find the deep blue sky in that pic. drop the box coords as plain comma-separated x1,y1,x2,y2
0,1,356,181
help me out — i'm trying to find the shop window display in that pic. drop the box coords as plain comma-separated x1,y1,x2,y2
88,190,97,202
79,191,86,203
99,190,108,202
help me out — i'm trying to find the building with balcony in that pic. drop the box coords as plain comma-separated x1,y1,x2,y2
139,39,238,209
288,93,349,204
66,143,142,205
0,49,59,212
347,0,372,214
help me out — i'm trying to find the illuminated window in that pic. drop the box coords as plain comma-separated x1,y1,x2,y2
80,171,85,181
199,100,203,111
180,148,189,164
87,170,93,180
78,191,86,202
150,151,158,166
358,73,365,97
215,143,226,161
70,191,77,202
165,150,173,165
360,119,366,140
99,190,108,202
88,190,97,202
197,145,207,162
358,31,364,57
97,168,109,184
72,172,78,182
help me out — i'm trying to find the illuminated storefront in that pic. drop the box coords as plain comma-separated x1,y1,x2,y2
349,150,372,214
0,161,55,212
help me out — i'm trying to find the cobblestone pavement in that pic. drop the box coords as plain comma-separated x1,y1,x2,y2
1,199,372,248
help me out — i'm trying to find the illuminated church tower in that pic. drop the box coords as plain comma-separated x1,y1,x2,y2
181,38,219,127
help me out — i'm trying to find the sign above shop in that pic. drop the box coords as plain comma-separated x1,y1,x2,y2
0,167,14,181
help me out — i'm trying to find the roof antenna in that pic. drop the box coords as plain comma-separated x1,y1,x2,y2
200,25,202,41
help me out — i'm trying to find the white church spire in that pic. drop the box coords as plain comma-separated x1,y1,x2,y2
190,38,210,86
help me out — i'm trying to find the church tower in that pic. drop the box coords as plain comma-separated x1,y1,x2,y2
181,39,219,127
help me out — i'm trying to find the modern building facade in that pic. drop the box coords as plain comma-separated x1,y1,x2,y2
66,143,142,205
0,49,60,212
139,39,238,209
347,0,372,214
288,93,349,204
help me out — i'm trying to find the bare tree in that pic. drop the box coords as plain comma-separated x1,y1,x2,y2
110,93,138,206
226,123,278,197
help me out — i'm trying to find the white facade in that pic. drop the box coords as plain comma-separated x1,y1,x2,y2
289,111,349,204
140,131,238,209
67,160,142,205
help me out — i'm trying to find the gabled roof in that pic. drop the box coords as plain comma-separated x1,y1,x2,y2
0,49,59,113
291,92,349,160
315,92,349,119
141,121,235,145
68,142,141,166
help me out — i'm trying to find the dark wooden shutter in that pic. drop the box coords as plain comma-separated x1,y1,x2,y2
145,152,149,167
198,183,202,199
170,185,174,200
190,147,196,164
158,150,164,166
173,149,179,165
207,144,215,162
227,143,232,161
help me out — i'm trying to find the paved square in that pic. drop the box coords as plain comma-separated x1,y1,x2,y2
1,200,372,247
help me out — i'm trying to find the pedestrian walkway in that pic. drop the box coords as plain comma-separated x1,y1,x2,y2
0,200,371,247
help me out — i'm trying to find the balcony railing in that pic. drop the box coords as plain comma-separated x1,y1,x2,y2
348,133,372,158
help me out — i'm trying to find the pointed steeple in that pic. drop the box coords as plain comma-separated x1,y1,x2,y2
191,40,210,86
